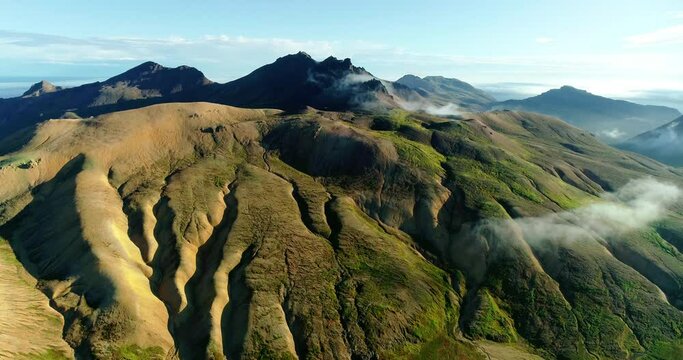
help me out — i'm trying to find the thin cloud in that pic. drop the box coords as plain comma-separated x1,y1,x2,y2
626,24,683,46
535,37,554,44
0,30,339,63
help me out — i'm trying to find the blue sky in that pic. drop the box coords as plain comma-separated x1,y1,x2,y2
1,0,682,108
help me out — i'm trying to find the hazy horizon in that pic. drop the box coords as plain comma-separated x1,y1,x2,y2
2,0,683,109
1,59,682,111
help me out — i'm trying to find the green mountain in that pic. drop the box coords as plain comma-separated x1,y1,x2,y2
620,116,683,166
1,99,683,359
492,86,681,143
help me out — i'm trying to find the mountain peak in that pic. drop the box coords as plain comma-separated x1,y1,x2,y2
294,51,312,59
556,85,590,95
109,61,167,82
133,61,165,72
103,61,211,88
396,74,423,82
22,80,62,97
274,52,316,64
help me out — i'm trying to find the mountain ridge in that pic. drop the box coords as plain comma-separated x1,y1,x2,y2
619,115,683,166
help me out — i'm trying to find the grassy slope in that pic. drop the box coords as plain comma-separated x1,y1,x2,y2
0,104,682,359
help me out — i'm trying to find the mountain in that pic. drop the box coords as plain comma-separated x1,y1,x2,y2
0,61,212,136
0,54,482,140
396,74,496,111
2,101,683,359
492,86,681,142
205,52,414,112
619,116,683,166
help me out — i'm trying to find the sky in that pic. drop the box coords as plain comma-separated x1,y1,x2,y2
1,0,682,109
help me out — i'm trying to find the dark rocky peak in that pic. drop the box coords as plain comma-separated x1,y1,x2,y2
107,61,166,82
105,61,211,86
272,52,317,67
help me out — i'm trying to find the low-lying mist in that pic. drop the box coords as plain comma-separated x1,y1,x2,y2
331,73,464,116
475,177,681,247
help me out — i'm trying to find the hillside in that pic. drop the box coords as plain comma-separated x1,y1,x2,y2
1,103,683,359
619,116,683,166
492,86,681,142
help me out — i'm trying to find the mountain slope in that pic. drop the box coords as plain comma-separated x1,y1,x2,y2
1,103,683,359
396,74,495,111
492,86,681,142
620,116,683,166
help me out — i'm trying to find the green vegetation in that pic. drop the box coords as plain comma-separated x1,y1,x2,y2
379,132,446,177
106,345,166,360
388,335,485,360
467,289,518,343
646,341,683,360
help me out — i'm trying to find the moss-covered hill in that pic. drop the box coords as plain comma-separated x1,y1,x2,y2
1,103,682,359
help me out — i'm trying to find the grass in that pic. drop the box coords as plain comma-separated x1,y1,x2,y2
331,197,462,356
645,340,683,360
467,290,518,343
387,335,485,360
377,132,445,177
107,344,166,360
370,109,446,177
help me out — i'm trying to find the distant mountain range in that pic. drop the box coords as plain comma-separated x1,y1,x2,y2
0,53,492,138
491,86,681,142
619,116,683,166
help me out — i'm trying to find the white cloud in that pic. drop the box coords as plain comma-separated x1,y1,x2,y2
626,24,683,46
600,128,627,139
535,37,554,44
0,30,340,64
473,177,681,247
